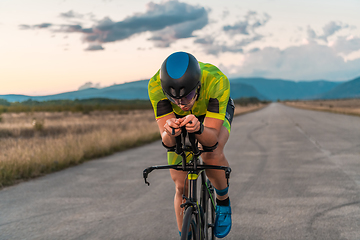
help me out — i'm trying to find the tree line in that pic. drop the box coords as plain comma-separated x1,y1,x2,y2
0,97,270,114
0,98,152,114
233,97,270,106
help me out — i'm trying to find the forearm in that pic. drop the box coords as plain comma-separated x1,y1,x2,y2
195,125,218,147
156,113,181,147
161,130,177,147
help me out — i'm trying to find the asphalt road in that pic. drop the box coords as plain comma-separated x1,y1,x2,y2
1,103,360,240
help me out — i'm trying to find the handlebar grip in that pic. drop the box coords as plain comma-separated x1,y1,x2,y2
175,135,182,155
143,169,151,186
188,133,199,154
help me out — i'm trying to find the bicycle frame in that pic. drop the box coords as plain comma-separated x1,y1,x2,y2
143,128,231,239
143,130,231,186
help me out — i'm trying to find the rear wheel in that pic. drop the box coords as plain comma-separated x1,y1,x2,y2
181,207,198,240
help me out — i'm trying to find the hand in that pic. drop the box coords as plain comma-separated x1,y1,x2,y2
179,114,202,133
164,118,182,137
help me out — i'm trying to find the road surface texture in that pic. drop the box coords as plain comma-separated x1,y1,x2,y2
1,103,359,240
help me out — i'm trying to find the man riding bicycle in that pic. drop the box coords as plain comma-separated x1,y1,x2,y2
148,51,234,238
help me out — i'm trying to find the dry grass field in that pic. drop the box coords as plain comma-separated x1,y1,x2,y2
284,99,360,117
0,110,159,187
234,103,268,116
0,103,266,188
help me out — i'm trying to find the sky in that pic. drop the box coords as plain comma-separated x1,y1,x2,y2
1,0,360,96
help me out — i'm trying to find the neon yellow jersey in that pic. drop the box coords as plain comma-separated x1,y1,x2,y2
148,62,230,121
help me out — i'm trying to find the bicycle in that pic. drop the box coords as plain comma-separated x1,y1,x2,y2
143,127,231,240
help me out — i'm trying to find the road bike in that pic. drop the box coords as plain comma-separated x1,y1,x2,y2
143,128,231,240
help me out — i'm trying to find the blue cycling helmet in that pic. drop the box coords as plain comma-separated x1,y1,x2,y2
160,51,201,99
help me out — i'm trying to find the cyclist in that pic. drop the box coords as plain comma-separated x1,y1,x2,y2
148,51,234,238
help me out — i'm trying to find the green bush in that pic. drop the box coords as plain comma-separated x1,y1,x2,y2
32,118,44,131
0,99,10,106
233,97,270,106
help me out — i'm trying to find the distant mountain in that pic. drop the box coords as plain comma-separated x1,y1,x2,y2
230,77,342,101
0,80,150,102
0,94,33,102
230,82,268,100
1,77,358,103
317,77,360,99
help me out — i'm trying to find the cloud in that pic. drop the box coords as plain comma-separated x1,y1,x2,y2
20,23,52,30
194,11,269,55
83,1,208,47
330,36,360,55
237,35,264,47
194,36,238,55
194,35,265,55
219,25,360,80
305,21,360,56
58,24,85,33
148,7,208,47
59,10,84,19
248,47,260,53
223,11,270,36
222,10,230,20
198,42,244,55
307,21,349,42
19,24,31,30
306,25,317,39
85,44,104,51
223,21,250,35
20,0,209,50
34,23,53,28
78,82,102,90
225,42,360,81
322,21,348,39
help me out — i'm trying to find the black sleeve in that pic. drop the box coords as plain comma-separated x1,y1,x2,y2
156,99,173,118
207,98,220,113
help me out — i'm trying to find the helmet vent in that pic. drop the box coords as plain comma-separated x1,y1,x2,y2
170,87,176,97
179,88,185,97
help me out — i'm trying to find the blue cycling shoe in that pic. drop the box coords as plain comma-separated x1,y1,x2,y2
214,202,232,238
179,230,192,240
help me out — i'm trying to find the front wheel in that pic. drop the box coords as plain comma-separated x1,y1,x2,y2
203,179,216,240
181,207,198,240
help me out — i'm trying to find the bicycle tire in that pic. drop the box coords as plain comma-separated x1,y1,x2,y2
181,207,198,240
202,179,216,240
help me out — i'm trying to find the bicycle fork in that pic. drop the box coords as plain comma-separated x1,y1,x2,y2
181,170,200,209
181,170,202,238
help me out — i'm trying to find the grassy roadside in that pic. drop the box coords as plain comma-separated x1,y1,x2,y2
234,103,269,116
0,110,160,188
284,99,360,117
0,103,267,189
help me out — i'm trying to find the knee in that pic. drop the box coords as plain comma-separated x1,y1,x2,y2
176,185,184,193
170,170,188,196
202,149,224,163
174,182,185,195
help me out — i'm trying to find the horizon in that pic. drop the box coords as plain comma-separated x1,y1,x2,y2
1,0,360,96
0,75,354,97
